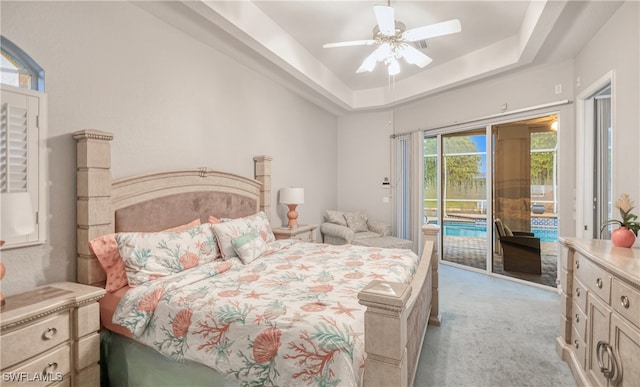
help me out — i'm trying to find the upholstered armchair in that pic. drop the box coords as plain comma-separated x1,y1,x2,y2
320,210,391,245
495,218,542,275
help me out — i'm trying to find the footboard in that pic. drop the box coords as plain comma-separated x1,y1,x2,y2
358,225,440,386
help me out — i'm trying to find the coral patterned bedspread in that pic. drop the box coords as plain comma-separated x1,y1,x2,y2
113,240,419,386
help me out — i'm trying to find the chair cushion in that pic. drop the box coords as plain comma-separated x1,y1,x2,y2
495,218,505,237
503,224,514,236
353,231,381,240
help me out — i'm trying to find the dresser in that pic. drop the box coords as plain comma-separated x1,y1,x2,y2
272,224,318,242
557,238,640,386
0,282,105,386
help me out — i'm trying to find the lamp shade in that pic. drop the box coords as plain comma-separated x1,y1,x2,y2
1,192,35,239
280,188,304,205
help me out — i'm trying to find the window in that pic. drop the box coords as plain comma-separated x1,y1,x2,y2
1,36,45,91
1,37,47,248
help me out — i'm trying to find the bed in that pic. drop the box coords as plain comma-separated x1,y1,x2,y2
74,129,441,386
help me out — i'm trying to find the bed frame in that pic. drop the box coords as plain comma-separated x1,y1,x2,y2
74,129,441,387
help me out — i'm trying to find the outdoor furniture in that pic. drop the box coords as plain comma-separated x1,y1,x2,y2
495,218,542,275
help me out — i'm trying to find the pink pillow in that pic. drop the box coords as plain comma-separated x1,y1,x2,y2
89,218,201,292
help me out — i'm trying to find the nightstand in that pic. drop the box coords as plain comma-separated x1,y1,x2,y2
0,282,105,387
272,224,318,242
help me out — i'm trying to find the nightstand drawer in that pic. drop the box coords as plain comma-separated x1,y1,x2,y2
292,229,314,242
1,312,70,369
3,343,70,387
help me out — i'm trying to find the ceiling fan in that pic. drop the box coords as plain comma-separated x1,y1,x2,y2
323,2,461,76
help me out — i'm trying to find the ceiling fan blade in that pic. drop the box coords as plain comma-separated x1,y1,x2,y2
402,19,461,42
374,5,396,36
323,40,376,48
399,45,432,68
356,48,381,73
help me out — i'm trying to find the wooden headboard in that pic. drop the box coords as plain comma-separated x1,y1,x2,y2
73,129,272,287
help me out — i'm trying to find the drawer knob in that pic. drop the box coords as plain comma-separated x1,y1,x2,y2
42,327,57,340
575,288,581,297
575,314,580,323
574,339,579,349
596,278,603,289
575,260,580,269
42,362,58,376
621,295,630,309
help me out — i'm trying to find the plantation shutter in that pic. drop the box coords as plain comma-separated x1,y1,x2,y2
1,102,29,192
1,86,42,246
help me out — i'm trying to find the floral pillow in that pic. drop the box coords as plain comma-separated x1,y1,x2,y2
231,229,268,264
116,223,219,286
244,211,275,243
212,212,275,259
89,218,201,292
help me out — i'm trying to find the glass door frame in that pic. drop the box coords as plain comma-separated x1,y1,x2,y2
425,110,561,287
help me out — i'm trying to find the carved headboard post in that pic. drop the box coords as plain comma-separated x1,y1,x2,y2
73,129,114,286
253,155,272,219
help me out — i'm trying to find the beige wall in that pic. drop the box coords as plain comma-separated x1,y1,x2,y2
573,1,640,210
1,1,338,296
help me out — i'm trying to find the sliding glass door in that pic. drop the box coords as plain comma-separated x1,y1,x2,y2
424,114,559,287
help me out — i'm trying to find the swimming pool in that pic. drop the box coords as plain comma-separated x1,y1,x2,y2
438,221,558,243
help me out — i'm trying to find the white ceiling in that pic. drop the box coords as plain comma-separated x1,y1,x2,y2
137,1,624,113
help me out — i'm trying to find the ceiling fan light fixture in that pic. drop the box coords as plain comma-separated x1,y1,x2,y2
387,57,400,76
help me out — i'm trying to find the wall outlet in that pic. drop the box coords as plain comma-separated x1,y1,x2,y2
555,84,562,94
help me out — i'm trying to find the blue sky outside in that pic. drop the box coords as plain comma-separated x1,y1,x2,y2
470,135,487,176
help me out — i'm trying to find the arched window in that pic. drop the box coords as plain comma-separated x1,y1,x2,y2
1,36,45,91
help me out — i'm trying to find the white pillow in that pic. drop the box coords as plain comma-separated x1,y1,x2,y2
211,218,252,260
232,229,268,264
116,223,219,286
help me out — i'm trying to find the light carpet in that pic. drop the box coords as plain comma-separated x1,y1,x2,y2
414,265,575,387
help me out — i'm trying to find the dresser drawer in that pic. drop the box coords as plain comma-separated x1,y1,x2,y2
611,278,640,329
2,344,70,387
571,325,586,370
574,253,611,303
1,312,70,370
572,300,587,339
573,277,588,313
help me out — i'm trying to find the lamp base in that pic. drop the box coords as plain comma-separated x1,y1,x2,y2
286,204,299,228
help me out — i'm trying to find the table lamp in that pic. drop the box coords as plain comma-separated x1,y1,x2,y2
1,192,35,307
280,187,304,228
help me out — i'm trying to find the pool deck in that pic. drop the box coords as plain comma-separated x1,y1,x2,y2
442,235,558,288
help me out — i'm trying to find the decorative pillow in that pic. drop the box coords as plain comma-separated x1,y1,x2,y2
211,218,252,260
231,229,268,264
503,224,514,237
344,211,369,232
89,218,201,292
244,211,275,243
116,223,219,286
325,210,347,226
